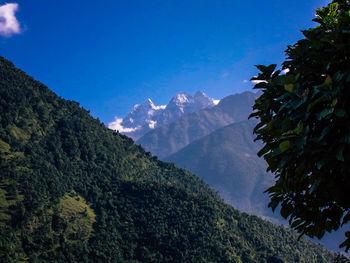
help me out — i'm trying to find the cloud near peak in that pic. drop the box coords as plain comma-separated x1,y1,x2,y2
0,3,21,37
108,117,140,133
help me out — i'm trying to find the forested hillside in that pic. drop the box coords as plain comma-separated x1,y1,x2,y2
0,56,334,262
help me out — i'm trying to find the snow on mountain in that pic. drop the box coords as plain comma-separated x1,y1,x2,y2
157,91,218,125
121,98,165,128
108,91,219,140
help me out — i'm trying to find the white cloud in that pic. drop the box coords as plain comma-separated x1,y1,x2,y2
0,3,21,37
243,80,248,83
108,117,140,133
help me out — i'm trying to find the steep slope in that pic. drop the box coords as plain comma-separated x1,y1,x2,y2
0,56,335,262
137,91,259,159
165,119,281,222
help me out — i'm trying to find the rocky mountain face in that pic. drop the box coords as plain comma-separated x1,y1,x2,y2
108,91,218,140
136,91,260,159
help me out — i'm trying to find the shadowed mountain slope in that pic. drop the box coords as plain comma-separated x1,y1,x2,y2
165,119,281,222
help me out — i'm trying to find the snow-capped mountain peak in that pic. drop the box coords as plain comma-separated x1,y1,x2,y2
108,91,219,140
168,92,193,108
173,92,191,103
120,98,164,129
132,98,154,111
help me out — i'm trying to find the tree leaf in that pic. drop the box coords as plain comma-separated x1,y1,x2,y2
279,141,290,152
336,147,344,162
284,84,294,92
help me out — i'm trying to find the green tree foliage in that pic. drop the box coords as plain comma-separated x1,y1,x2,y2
0,55,335,262
250,0,350,252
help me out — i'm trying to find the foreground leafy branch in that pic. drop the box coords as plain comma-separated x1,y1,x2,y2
250,0,350,251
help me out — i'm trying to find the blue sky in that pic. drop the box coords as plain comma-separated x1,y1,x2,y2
1,0,329,123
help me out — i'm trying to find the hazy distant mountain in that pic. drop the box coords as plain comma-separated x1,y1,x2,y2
164,119,283,223
137,91,259,159
108,91,218,140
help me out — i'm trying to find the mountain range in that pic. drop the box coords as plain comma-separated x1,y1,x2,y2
108,91,219,140
0,56,336,262
136,91,259,159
